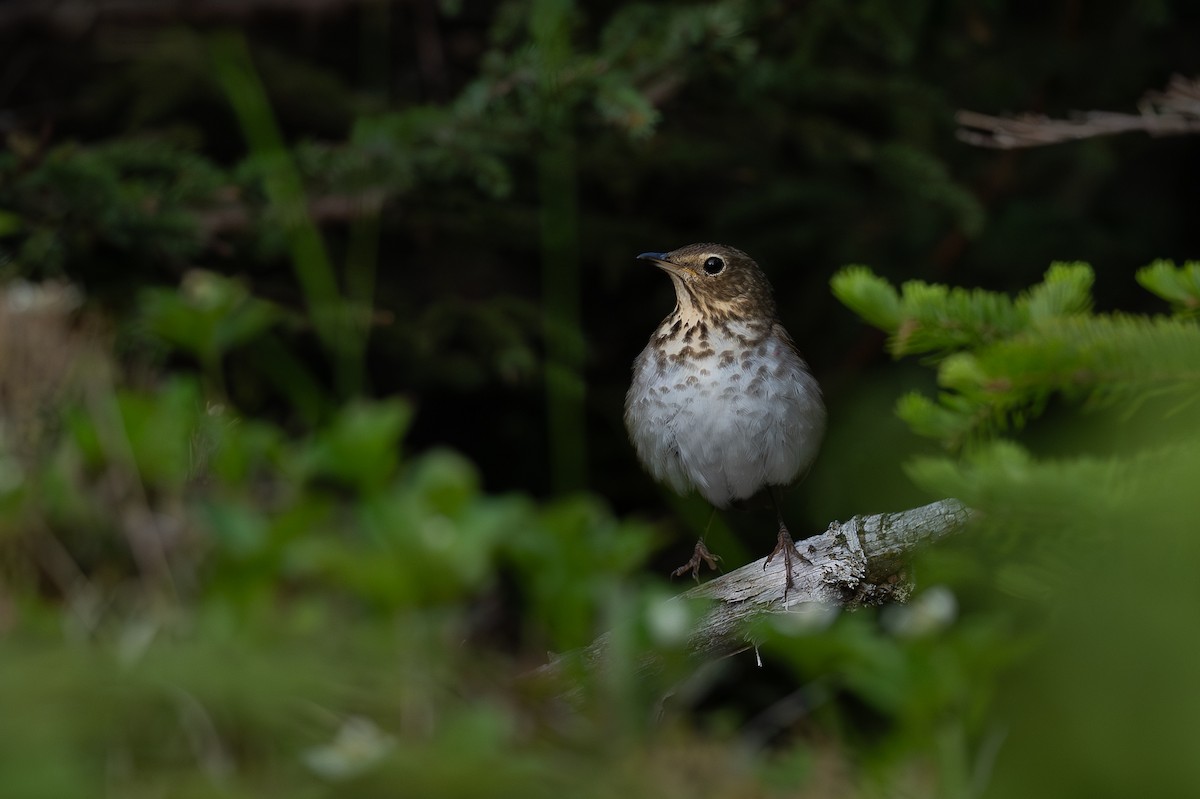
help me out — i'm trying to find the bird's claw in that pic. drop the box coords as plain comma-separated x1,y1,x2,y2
764,525,810,597
671,539,721,582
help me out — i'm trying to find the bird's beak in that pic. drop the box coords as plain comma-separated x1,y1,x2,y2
639,251,685,271
638,251,686,278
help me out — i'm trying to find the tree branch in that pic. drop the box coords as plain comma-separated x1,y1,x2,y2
195,191,387,240
956,74,1200,149
561,499,973,675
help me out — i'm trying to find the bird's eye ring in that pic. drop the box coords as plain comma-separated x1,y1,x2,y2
703,256,725,275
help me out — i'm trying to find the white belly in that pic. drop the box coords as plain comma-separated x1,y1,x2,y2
624,334,825,508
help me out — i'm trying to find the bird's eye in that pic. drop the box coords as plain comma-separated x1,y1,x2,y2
703,256,725,275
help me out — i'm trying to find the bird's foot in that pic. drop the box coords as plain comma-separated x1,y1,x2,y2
671,539,722,582
764,524,810,597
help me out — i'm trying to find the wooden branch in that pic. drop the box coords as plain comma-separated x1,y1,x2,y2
561,499,973,675
956,74,1200,149
195,191,387,239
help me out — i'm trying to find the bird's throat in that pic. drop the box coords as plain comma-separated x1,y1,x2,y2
664,276,772,339
666,274,704,323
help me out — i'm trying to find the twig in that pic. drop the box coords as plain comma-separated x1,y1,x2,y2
195,191,387,239
957,75,1200,149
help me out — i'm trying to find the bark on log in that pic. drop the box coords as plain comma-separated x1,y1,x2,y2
680,498,973,659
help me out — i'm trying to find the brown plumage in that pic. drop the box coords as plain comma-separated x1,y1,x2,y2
625,244,826,592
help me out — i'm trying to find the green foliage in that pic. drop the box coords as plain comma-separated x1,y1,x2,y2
833,263,1094,359
139,270,286,376
1137,259,1200,317
834,262,1200,446
0,285,696,794
211,31,366,397
836,260,1200,796
0,139,223,280
0,271,1037,798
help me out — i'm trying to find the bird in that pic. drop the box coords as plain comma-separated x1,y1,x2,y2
624,243,826,593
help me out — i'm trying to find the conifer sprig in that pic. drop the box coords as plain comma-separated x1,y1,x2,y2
832,263,1093,359
1137,260,1200,317
833,264,1200,448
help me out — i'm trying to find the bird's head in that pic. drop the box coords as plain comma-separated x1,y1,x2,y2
637,243,776,322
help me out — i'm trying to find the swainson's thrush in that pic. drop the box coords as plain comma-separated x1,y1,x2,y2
624,244,826,591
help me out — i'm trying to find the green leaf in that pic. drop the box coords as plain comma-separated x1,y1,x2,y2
300,399,413,493
1022,262,1094,321
139,270,283,366
895,391,975,444
831,265,902,331
116,379,204,489
1137,259,1200,316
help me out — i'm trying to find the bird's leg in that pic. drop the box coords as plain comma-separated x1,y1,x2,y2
671,539,721,581
764,487,811,596
765,525,801,594
671,507,722,581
